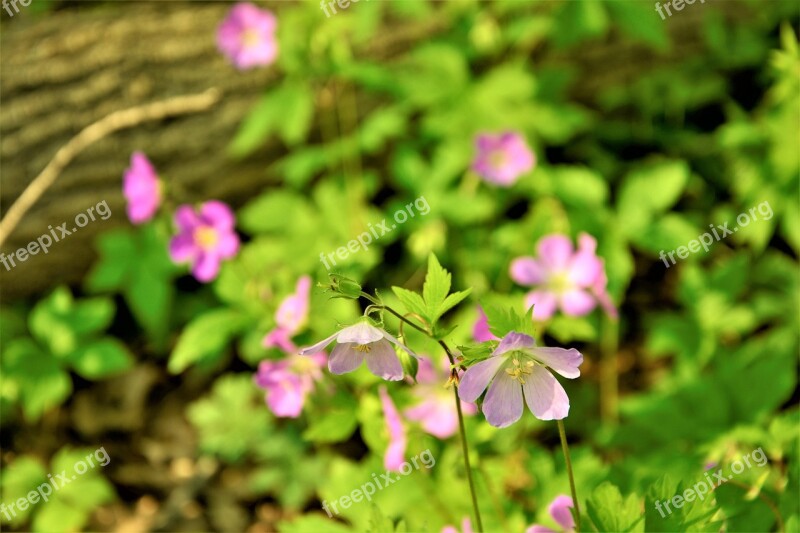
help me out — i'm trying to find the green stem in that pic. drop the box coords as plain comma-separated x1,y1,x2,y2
557,419,581,533
364,295,484,531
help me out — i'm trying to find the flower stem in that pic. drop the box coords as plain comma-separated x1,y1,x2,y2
557,419,581,533
367,296,484,531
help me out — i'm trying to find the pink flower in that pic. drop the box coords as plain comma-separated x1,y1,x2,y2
379,386,407,471
442,517,473,533
404,358,476,439
472,131,535,186
473,306,498,342
299,321,419,381
123,152,161,224
217,3,278,70
263,276,312,353
510,233,617,321
254,352,325,418
169,201,240,283
458,332,582,427
527,495,575,533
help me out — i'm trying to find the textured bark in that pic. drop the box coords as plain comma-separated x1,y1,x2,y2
0,1,749,300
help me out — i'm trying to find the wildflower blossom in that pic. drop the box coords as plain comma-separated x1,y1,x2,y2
527,495,575,533
169,201,240,283
510,233,617,321
379,386,407,471
299,320,418,381
404,359,476,439
123,152,161,224
217,2,278,70
458,332,582,427
472,131,535,186
473,306,498,342
262,276,311,352
254,352,325,418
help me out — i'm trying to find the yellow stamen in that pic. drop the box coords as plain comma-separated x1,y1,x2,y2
354,344,371,353
194,226,219,250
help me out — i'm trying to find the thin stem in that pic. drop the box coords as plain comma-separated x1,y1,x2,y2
478,461,508,531
599,315,619,424
557,419,581,533
367,296,484,531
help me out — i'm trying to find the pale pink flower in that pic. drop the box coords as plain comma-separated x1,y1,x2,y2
379,386,407,471
217,3,278,69
299,321,419,381
123,152,161,224
473,306,498,342
527,495,575,533
472,131,535,186
262,276,311,353
254,352,325,418
458,332,582,427
404,358,476,439
169,201,240,283
510,233,617,321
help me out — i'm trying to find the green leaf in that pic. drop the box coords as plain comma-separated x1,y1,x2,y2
169,309,248,373
391,287,428,321
2,339,71,421
0,456,46,526
67,338,134,379
618,161,690,238
586,482,644,532
422,254,453,324
438,289,473,319
302,410,358,444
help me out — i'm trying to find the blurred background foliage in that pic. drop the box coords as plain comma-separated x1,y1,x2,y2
1,0,798,532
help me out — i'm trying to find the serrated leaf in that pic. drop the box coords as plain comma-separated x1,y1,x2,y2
391,287,428,321
422,254,451,323
586,482,644,532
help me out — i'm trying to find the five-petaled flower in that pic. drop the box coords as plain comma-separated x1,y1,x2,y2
527,495,575,533
169,201,240,283
472,131,535,187
458,332,582,427
123,152,162,224
254,352,325,418
217,2,278,70
262,276,312,353
299,320,419,381
510,233,617,321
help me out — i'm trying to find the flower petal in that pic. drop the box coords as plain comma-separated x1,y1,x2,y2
328,343,365,374
536,234,574,270
201,200,236,231
457,356,506,403
337,322,384,345
192,253,221,282
381,330,420,359
529,347,583,379
169,234,197,263
549,495,576,530
525,526,557,533
366,340,404,381
492,331,536,357
559,289,596,316
521,365,570,420
298,331,339,355
482,372,524,428
510,256,546,286
175,205,201,232
525,290,558,320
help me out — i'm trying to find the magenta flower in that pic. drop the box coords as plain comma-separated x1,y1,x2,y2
510,233,617,321
527,495,575,533
169,201,240,283
379,386,407,471
404,358,476,439
472,131,535,186
458,332,582,427
123,152,161,224
299,321,419,381
217,2,278,70
442,517,473,533
473,306,498,342
254,352,325,418
263,276,312,353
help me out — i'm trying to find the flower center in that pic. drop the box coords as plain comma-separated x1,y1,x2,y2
505,357,534,384
354,344,371,353
548,271,573,294
194,226,219,250
489,150,507,169
242,29,261,47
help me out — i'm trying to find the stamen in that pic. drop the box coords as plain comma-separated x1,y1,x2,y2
354,344,371,353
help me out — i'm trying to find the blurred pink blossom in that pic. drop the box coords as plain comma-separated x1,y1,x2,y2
472,131,535,186
217,3,278,69
123,152,161,224
169,201,239,283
